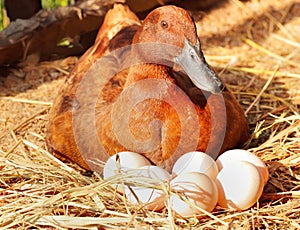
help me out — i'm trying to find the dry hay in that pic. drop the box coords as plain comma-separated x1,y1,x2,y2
0,0,299,229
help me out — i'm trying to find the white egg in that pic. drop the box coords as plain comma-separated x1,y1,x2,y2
169,172,218,217
125,165,170,211
216,149,269,184
172,151,219,179
216,161,264,210
103,151,151,192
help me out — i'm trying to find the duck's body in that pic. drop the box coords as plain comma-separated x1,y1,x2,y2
46,4,249,172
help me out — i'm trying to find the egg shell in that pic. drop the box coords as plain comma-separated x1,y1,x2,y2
216,161,264,210
103,151,151,192
125,166,170,211
172,151,219,179
169,172,218,217
216,149,269,184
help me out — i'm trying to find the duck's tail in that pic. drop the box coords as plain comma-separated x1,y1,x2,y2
72,3,140,75
79,4,140,62
95,4,140,43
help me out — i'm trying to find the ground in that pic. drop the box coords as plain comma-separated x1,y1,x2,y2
0,0,299,228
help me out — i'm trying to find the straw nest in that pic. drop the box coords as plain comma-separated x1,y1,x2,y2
0,0,299,229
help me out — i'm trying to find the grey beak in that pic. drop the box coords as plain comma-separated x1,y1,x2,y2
175,38,224,94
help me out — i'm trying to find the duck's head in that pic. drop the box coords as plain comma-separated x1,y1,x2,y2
132,5,224,94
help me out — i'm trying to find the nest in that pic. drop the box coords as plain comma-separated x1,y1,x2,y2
0,0,299,228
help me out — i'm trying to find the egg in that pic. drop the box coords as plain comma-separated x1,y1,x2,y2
103,151,151,192
172,151,219,179
216,161,264,210
169,172,218,217
125,165,170,211
216,149,269,184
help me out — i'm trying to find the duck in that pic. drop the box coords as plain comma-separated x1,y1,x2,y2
46,4,249,172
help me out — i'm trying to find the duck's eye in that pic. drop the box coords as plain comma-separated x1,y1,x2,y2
160,20,168,29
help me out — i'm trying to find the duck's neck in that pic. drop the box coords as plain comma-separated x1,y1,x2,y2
124,63,211,108
125,63,175,87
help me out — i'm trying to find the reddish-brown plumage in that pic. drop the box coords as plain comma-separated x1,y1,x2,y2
46,4,249,172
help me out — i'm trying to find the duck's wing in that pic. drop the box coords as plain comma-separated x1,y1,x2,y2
46,4,140,170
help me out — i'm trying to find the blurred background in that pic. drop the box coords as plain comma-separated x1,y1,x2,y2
0,0,76,30
0,0,222,30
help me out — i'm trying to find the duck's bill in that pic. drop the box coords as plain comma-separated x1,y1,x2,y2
174,38,224,94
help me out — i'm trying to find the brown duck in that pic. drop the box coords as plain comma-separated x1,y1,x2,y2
46,4,249,172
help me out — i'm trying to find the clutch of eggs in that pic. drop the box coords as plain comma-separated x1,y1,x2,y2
103,149,268,214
